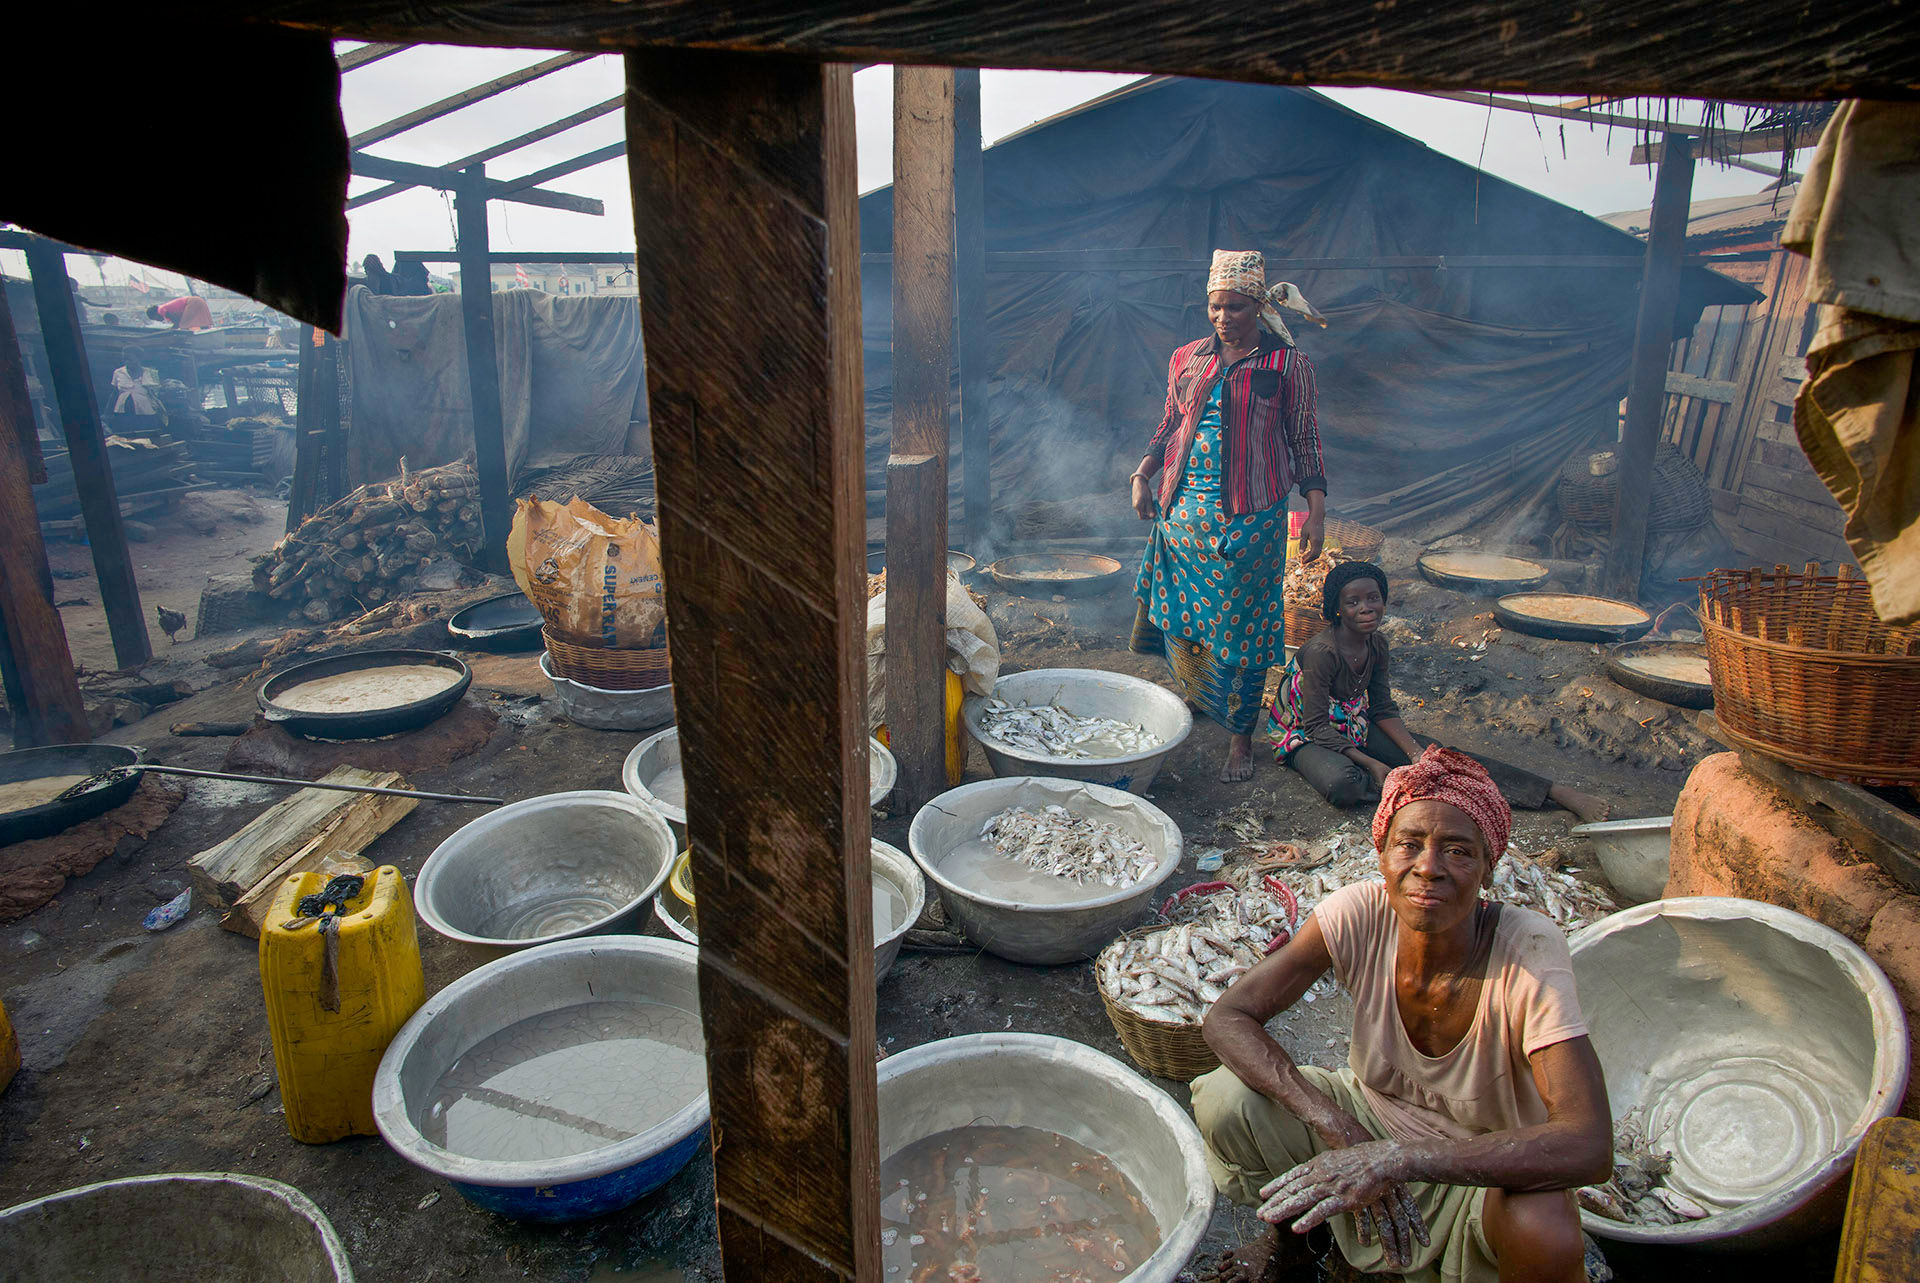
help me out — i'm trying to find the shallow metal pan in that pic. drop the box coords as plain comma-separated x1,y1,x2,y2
445,592,544,652
1493,592,1654,643
0,742,143,844
1605,639,1714,708
257,649,471,740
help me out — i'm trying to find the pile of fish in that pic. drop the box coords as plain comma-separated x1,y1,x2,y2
1283,826,1618,933
1578,1109,1711,1226
977,698,1160,760
1097,882,1295,1025
1282,546,1356,607
982,805,1159,888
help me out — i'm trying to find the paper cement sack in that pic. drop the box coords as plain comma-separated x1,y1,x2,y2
509,496,666,647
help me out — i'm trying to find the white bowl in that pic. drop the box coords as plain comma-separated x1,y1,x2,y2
624,728,895,829
963,668,1193,794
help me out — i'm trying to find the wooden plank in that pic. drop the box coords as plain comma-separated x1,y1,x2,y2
189,767,408,908
288,326,324,529
1603,133,1694,600
887,65,957,814
0,284,88,747
1664,371,1738,403
455,166,512,575
1735,498,1850,551
1779,356,1807,383
1741,477,1848,532
336,41,402,71
348,96,624,209
24,237,150,669
625,50,877,1281
221,785,407,937
1727,255,1813,496
1633,126,1816,163
1709,485,1742,515
1736,749,1920,895
1743,457,1844,508
226,3,1919,100
349,151,604,215
348,52,590,148
495,140,626,194
954,67,990,555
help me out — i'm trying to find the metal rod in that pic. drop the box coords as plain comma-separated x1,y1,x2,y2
128,764,502,805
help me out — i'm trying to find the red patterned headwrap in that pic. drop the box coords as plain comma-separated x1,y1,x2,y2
1371,746,1511,861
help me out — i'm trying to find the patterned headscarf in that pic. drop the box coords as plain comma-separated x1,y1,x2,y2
1207,249,1324,348
1371,745,1511,862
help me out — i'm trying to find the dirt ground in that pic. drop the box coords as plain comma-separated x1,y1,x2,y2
0,534,1841,1281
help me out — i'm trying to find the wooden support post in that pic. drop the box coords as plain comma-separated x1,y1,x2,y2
24,238,151,668
318,332,346,505
1603,132,1696,601
626,51,878,1281
454,165,512,575
288,324,324,530
954,68,990,556
887,65,957,813
0,284,88,746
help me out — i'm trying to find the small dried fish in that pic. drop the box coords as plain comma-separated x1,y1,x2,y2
1577,1108,1712,1226
1096,882,1294,1025
978,698,1160,760
982,805,1158,888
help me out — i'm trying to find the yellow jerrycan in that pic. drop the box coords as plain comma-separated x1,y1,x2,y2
260,867,425,1143
0,995,20,1095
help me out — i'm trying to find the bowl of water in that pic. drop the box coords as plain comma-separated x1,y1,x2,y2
907,776,1183,964
876,1032,1212,1282
373,936,708,1222
414,791,677,956
962,668,1192,795
623,728,896,829
651,840,925,983
0,1172,354,1281
1570,897,1909,1247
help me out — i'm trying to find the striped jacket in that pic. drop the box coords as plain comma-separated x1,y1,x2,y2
1140,335,1326,516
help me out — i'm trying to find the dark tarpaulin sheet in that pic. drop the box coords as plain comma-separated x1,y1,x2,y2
343,287,648,489
2,22,348,332
859,78,1756,542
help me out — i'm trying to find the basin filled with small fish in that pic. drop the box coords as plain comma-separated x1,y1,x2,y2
373,936,708,1222
414,791,677,958
877,1033,1212,1282
650,839,926,983
0,1172,354,1282
908,777,1183,964
964,669,1192,794
1569,897,1908,1247
624,727,896,829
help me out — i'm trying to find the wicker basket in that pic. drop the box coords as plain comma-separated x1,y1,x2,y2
1699,565,1920,785
542,627,673,691
1559,446,1712,535
1095,930,1219,1081
1290,516,1384,564
1283,601,1328,651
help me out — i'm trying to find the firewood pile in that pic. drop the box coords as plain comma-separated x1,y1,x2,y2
252,462,483,624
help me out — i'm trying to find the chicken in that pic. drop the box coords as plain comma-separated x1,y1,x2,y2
156,604,187,644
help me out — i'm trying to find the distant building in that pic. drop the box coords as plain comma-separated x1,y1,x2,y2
452,263,639,297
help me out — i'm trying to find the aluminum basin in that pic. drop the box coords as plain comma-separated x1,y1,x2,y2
0,1172,353,1281
963,668,1193,794
623,728,895,829
415,791,676,955
647,840,926,984
877,1033,1212,1282
373,936,708,1222
538,653,674,732
1570,815,1672,905
907,776,1183,964
1569,897,1909,1248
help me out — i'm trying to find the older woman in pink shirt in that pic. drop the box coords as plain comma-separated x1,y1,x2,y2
1193,748,1612,1283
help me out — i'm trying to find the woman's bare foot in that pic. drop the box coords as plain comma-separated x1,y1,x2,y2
1549,783,1612,826
1192,1224,1312,1282
1221,732,1256,783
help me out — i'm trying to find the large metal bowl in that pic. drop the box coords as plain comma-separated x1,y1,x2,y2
907,776,1184,964
538,653,675,732
1569,815,1672,905
0,1171,354,1281
415,791,677,955
623,728,895,829
963,668,1193,795
373,936,708,1222
877,1033,1212,1282
649,840,926,983
1569,897,1909,1247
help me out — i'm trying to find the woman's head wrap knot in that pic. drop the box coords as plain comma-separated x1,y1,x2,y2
1207,250,1321,348
1371,745,1511,861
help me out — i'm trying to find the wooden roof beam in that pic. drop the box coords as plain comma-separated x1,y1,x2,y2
336,41,402,71
346,95,623,209
1633,129,1810,163
495,141,626,194
348,52,591,149
207,2,1918,100
350,151,604,214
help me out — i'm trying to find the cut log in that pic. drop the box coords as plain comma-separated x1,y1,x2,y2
189,767,412,909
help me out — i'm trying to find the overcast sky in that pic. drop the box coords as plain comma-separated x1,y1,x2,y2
9,46,1794,291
